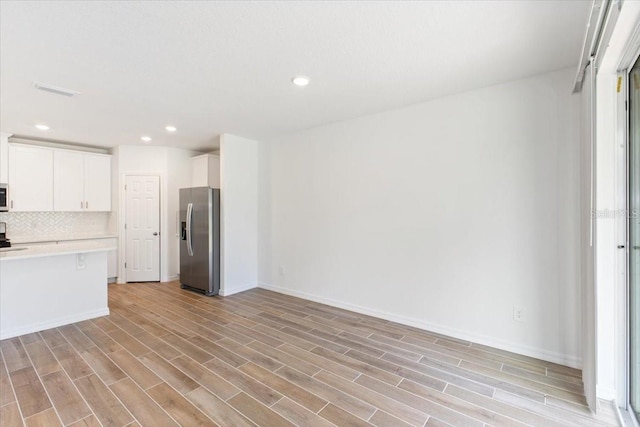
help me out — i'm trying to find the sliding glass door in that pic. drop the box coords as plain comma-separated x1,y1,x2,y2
630,56,640,421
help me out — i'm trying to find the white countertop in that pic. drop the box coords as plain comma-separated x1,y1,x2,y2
9,234,118,244
0,240,117,261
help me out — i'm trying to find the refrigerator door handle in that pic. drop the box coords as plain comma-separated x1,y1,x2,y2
186,202,194,256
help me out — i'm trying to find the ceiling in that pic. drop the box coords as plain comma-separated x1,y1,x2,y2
0,1,590,151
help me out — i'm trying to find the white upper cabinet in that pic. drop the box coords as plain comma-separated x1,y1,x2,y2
192,153,220,188
54,151,84,211
0,133,11,183
83,154,111,211
9,144,54,211
54,150,111,212
8,143,111,212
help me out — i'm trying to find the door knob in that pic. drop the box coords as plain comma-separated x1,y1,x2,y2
153,232,159,236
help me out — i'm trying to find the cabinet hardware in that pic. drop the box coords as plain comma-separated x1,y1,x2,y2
81,201,83,209
86,201,88,209
10,200,13,209
618,245,625,249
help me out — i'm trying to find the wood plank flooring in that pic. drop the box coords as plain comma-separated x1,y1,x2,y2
0,282,620,426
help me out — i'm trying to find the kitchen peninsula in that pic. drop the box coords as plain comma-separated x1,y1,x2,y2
0,239,116,339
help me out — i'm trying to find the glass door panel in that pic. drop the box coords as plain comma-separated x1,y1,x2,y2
630,56,640,420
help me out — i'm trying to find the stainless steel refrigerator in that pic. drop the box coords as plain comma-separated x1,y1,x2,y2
179,187,220,296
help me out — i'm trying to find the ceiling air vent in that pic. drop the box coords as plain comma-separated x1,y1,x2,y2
33,82,80,97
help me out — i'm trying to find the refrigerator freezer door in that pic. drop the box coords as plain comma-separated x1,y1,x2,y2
190,187,213,294
179,188,192,287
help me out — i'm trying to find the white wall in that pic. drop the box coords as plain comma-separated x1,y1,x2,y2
166,147,198,280
260,68,582,366
258,138,272,292
220,134,258,296
114,145,199,283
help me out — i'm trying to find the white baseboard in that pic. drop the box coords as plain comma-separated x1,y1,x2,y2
258,283,582,369
0,307,110,340
220,283,257,296
162,275,178,282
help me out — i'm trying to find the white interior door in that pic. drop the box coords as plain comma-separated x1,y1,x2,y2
125,175,160,282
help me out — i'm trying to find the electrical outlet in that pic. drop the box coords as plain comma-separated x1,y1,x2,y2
279,265,286,276
76,253,86,270
513,305,525,322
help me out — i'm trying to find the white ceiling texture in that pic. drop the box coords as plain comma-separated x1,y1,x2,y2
0,1,590,151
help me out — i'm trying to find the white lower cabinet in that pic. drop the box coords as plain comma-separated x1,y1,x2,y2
104,238,117,280
24,238,118,280
107,249,117,280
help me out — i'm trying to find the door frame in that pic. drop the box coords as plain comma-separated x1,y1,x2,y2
617,68,631,415
118,172,164,284
626,49,640,427
590,2,640,421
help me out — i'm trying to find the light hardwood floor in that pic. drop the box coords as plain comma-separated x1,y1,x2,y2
0,282,620,426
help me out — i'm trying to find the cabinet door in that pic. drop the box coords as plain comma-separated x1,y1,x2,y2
84,154,111,211
8,144,53,211
108,249,117,279
53,151,84,211
207,155,220,188
191,154,220,188
0,133,9,183
191,155,209,187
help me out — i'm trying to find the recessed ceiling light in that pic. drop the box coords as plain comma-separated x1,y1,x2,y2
35,124,50,131
292,76,310,87
165,125,177,132
141,136,152,143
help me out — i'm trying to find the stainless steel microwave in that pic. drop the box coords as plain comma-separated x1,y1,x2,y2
0,184,7,212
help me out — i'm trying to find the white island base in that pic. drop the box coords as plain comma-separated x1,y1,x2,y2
0,245,111,340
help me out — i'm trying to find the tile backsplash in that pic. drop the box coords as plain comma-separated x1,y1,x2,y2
0,211,115,241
